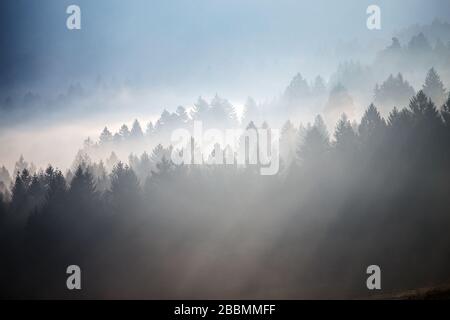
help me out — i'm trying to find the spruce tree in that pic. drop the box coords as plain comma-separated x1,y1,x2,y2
334,114,358,154
422,68,447,107
359,104,386,144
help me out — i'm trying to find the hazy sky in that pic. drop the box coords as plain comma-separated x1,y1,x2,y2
1,0,449,95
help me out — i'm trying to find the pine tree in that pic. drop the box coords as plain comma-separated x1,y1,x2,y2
11,170,30,212
297,118,329,163
387,107,413,138
45,167,67,203
151,144,165,164
99,127,113,144
387,107,400,127
128,153,140,170
359,104,386,144
313,115,329,140
28,174,46,208
409,90,441,124
151,156,174,181
210,94,238,127
334,114,358,153
72,150,91,172
138,152,152,181
389,37,401,50
441,93,450,126
422,68,447,107
146,121,154,136
176,106,189,123
284,73,310,100
155,109,173,131
106,152,119,171
91,161,109,193
14,155,29,177
69,166,97,205
408,33,431,53
191,97,210,121
110,162,141,213
119,124,131,140
130,119,144,139
374,73,415,111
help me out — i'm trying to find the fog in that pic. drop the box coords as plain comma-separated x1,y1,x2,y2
2,0,450,162
1,0,450,299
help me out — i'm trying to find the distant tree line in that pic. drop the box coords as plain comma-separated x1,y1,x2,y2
1,87,450,298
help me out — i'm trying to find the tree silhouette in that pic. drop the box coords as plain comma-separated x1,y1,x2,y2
99,127,113,144
3,91,450,299
313,114,329,139
374,73,415,112
409,90,441,125
324,84,355,124
422,68,447,107
210,94,238,127
297,119,329,164
389,37,401,50
130,119,144,139
333,113,358,155
106,152,120,171
45,167,67,204
10,169,31,216
175,106,189,123
284,73,310,101
110,162,141,214
14,155,35,177
359,104,386,146
146,121,154,136
150,144,166,165
191,96,210,122
28,173,46,209
442,93,450,127
119,124,131,140
68,166,97,206
408,32,431,53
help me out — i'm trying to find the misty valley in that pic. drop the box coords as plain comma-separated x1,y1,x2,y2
2,85,450,298
1,1,450,301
